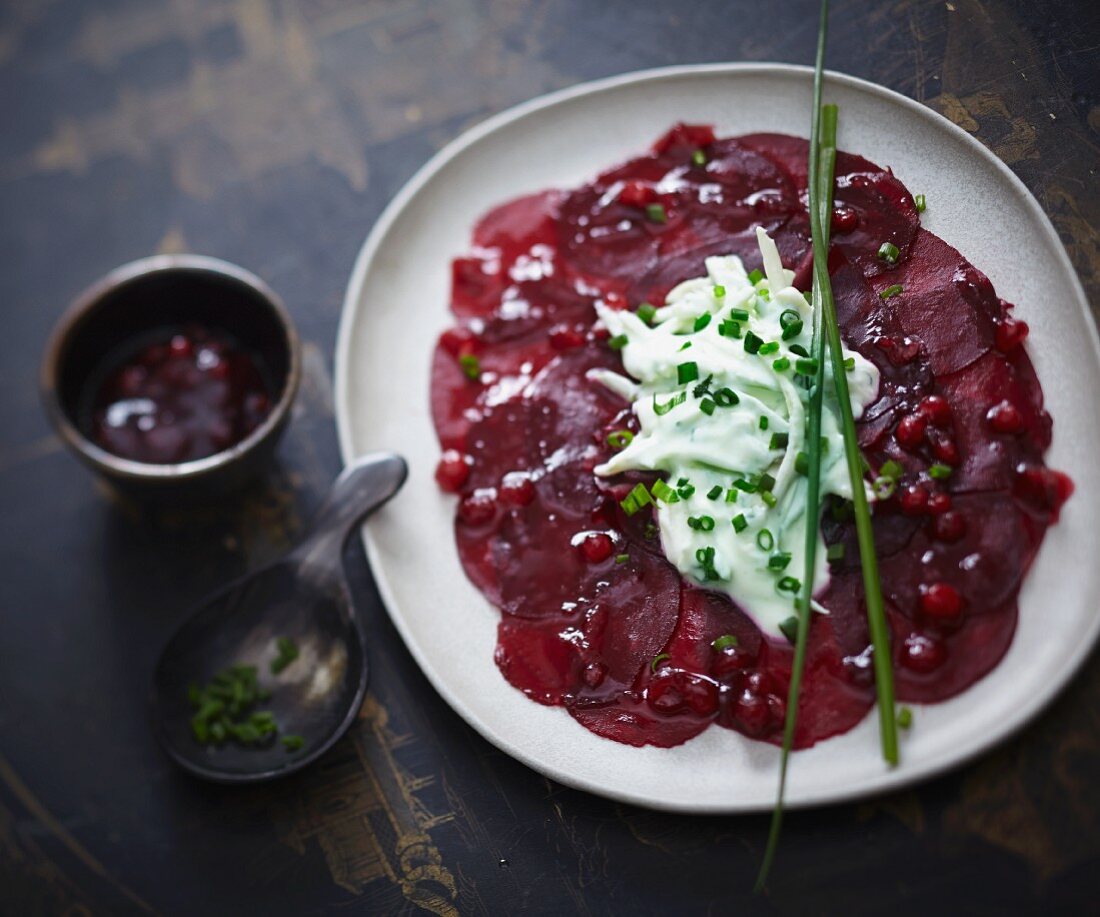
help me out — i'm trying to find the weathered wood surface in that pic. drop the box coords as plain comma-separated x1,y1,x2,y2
0,1,1097,913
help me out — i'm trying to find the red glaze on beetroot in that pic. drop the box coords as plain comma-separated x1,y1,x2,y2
430,124,1072,749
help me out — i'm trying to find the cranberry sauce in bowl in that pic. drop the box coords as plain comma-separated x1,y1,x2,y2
43,255,300,495
429,124,1072,752
89,325,272,465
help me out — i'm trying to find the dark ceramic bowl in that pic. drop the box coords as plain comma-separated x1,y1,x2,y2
41,255,301,498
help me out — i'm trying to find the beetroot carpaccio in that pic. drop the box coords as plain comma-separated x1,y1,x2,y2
429,123,1072,750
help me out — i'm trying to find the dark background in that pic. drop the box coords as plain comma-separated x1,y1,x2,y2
1,0,1098,914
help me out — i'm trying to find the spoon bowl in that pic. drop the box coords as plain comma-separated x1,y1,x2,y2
151,452,407,782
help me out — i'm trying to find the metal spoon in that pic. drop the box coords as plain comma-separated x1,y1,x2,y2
151,452,407,783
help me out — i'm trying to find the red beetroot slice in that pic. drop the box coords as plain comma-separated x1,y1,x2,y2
429,126,1068,752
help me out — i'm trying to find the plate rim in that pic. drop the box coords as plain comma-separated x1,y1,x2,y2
334,62,1099,813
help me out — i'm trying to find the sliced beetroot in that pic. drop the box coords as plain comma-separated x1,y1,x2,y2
431,126,1068,752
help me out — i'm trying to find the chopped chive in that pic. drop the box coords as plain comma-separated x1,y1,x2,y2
615,553,630,564
778,616,799,644
688,515,715,531
872,476,897,499
732,514,748,533
826,542,845,563
768,552,792,571
707,485,723,500
607,430,634,450
678,482,696,498
271,637,300,675
700,399,716,416
795,357,819,375
761,490,777,508
759,341,780,355
747,269,764,284
458,353,481,380
692,149,708,167
653,391,686,416
789,343,810,358
651,479,677,503
914,194,926,213
779,310,804,340
713,284,726,298
718,318,741,338
650,653,670,673
608,334,629,350
794,452,809,476
776,576,801,594
769,432,789,450
929,463,953,480
843,357,856,372
281,735,305,751
713,387,739,407
877,242,900,264
725,488,738,503
636,302,657,324
677,361,699,384
730,308,751,321
759,416,769,430
756,528,774,551
879,459,904,480
880,284,903,299
758,472,777,492
744,331,764,354
693,313,712,332
897,706,913,729
645,203,667,223
773,357,791,371
712,634,739,651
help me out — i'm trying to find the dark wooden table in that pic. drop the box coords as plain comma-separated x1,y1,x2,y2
2,1,1097,913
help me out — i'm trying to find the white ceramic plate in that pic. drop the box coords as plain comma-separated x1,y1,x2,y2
335,64,1100,813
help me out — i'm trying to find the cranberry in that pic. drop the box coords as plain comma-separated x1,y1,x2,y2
733,688,772,736
499,471,536,506
435,450,472,492
618,180,656,207
1014,465,1075,517
579,532,614,563
919,582,963,620
831,206,858,233
168,334,193,358
994,317,1029,353
458,489,496,526
439,326,476,358
896,413,927,450
931,510,967,542
549,324,586,350
901,633,947,673
918,394,952,427
928,430,960,465
899,483,930,516
646,674,685,715
680,674,720,717
927,491,952,515
987,400,1023,434
711,645,755,680
583,662,607,688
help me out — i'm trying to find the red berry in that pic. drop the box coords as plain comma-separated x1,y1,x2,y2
549,324,585,350
583,662,607,688
896,414,927,450
832,206,858,233
439,326,476,358
499,471,536,506
918,395,952,427
733,688,772,736
901,633,946,673
618,180,657,207
995,317,1029,353
711,645,755,680
646,674,685,715
579,532,614,563
435,450,471,493
932,510,967,542
927,491,952,515
928,430,960,465
680,674,720,717
168,334,193,359
987,400,1023,434
919,582,963,620
457,489,496,526
899,483,930,516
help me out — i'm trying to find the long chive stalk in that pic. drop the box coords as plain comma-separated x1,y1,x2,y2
754,1,833,892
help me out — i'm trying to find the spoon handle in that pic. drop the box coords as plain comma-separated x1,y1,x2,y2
292,453,408,577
